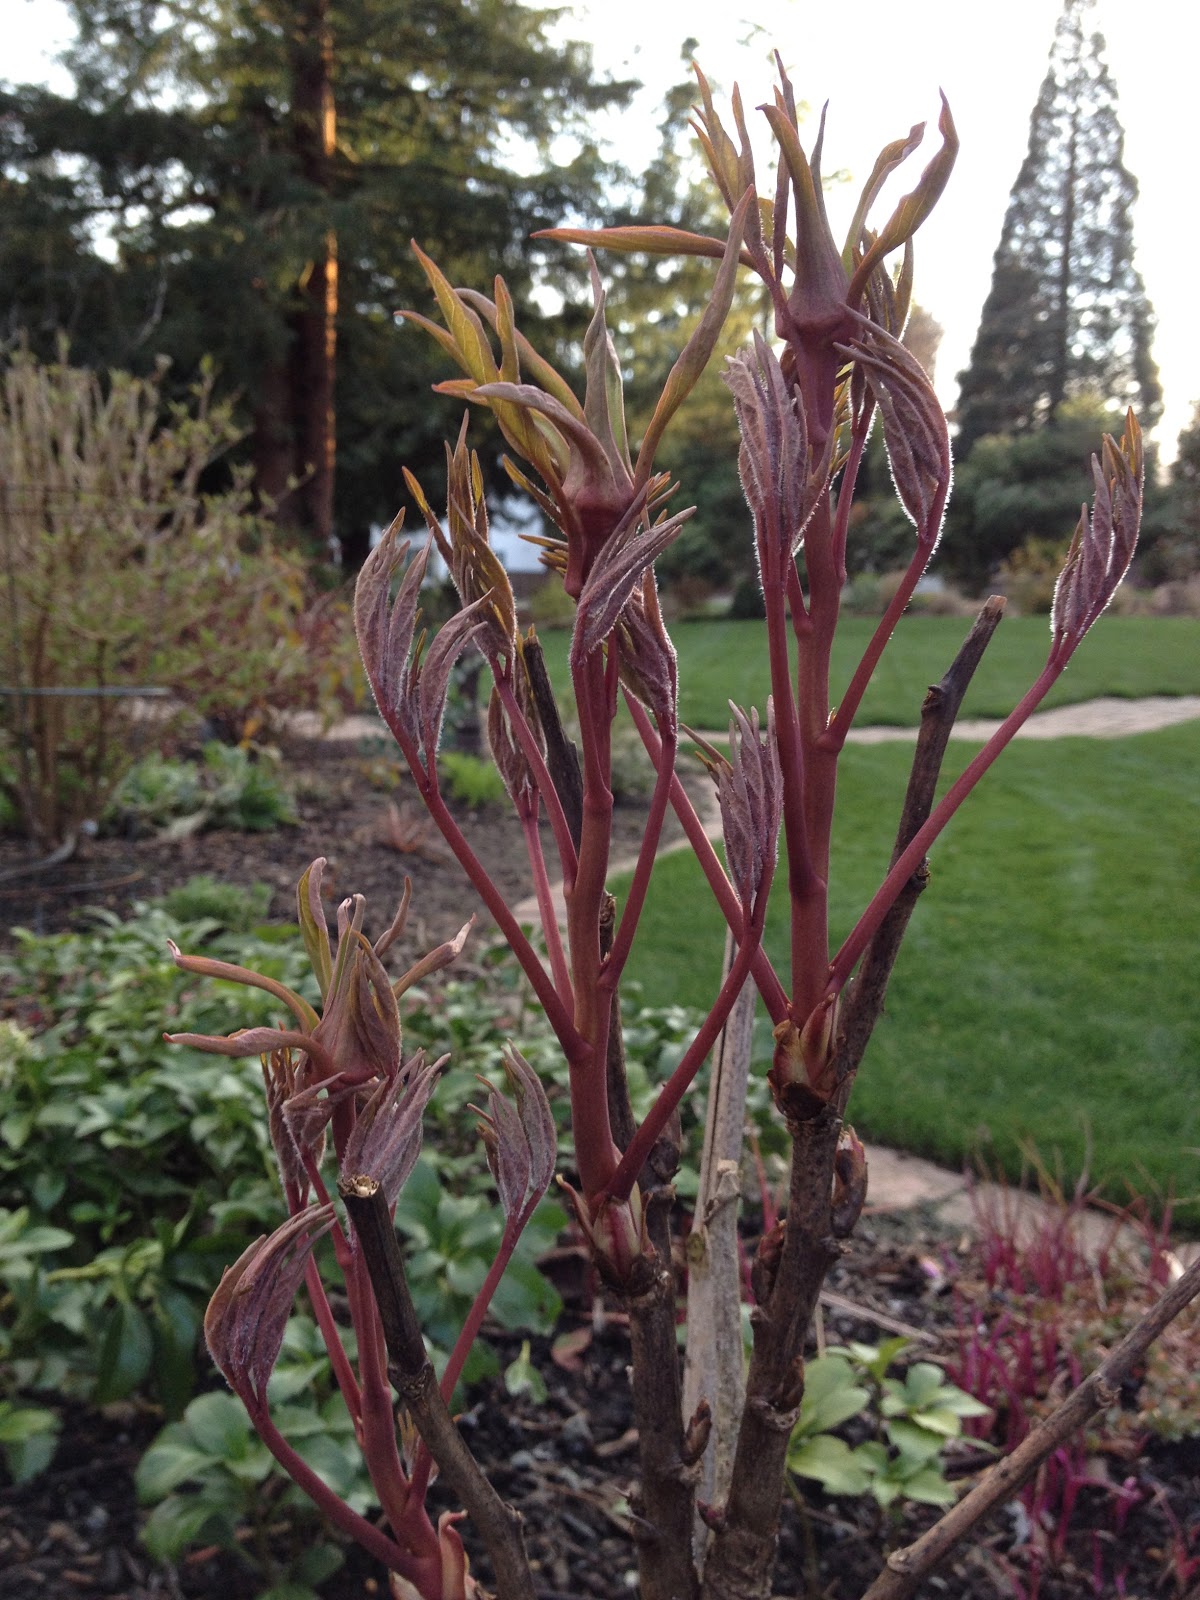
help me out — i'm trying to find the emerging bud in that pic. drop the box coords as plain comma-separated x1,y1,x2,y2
1051,412,1144,656
340,1051,444,1205
724,333,832,572
831,1127,868,1238
836,313,951,547
697,702,783,912
205,1205,336,1406
473,1044,557,1223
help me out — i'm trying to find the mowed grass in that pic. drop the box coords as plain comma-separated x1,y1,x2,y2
534,614,1200,728
611,722,1200,1216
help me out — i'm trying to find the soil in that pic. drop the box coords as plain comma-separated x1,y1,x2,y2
2,730,1199,1599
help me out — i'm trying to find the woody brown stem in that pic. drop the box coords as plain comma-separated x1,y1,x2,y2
339,1175,536,1600
699,1107,843,1600
626,1185,700,1600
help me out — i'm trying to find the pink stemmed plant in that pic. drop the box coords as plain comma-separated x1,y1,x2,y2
163,54,1200,1600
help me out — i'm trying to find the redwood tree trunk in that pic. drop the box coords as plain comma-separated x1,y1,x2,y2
253,0,338,554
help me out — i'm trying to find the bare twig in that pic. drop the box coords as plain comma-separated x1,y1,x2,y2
338,1175,537,1600
860,1250,1200,1600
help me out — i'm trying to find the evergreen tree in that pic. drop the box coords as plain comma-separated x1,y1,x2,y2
954,0,1161,460
0,0,630,563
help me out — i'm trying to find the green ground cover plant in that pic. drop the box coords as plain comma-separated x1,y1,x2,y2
613,721,1200,1209
536,615,1200,729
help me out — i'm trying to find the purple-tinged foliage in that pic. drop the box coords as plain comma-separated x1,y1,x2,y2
205,1206,336,1407
340,1051,444,1205
157,50,1182,1600
1051,414,1144,656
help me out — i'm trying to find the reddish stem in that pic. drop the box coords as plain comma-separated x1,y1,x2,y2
248,1398,433,1581
625,691,789,1023
607,888,768,1205
345,1246,415,1537
498,675,578,887
830,409,874,584
565,643,619,1196
379,710,580,1049
304,1255,362,1429
520,809,572,1002
601,726,677,991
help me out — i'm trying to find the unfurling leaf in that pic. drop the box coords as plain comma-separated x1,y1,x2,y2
725,333,830,564
713,702,783,910
573,484,693,660
340,1051,444,1205
475,1044,556,1223
614,572,679,735
1050,412,1144,654
353,527,427,750
837,314,950,545
205,1206,336,1405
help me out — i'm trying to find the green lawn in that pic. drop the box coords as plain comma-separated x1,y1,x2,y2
533,615,1200,729
611,722,1200,1217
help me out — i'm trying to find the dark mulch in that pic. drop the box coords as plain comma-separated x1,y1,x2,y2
4,1218,1198,1599
2,734,1198,1598
0,733,696,952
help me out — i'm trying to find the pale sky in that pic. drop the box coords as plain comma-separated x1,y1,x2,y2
564,0,1199,464
5,0,1197,463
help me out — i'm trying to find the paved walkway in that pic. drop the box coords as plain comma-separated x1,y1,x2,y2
319,694,1200,750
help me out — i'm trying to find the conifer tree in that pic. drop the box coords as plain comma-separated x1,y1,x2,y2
0,0,629,563
954,0,1161,460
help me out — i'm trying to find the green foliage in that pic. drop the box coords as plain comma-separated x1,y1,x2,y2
996,536,1073,615
438,750,509,809
612,723,1200,1213
526,576,577,632
394,1158,564,1385
1140,401,1200,583
787,1341,988,1510
954,0,1160,460
0,903,312,1406
135,1321,364,1594
159,875,273,933
0,1397,61,1483
106,745,297,837
0,902,630,1429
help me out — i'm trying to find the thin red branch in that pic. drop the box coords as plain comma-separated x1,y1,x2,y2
601,726,678,990
520,809,573,1002
498,674,578,887
607,888,768,1205
625,691,789,1022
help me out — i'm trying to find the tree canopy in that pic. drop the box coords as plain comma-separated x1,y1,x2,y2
0,0,633,563
953,0,1161,463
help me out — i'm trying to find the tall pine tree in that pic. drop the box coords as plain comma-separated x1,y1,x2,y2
954,0,1161,460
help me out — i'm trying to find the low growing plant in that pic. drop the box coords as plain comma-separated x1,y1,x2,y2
787,1339,989,1511
943,1169,1200,1593
158,54,1199,1600
105,743,298,838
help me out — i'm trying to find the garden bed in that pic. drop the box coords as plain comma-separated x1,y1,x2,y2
2,732,1198,1599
